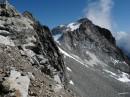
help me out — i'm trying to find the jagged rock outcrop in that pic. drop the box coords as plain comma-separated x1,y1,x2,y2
0,2,78,97
0,2,20,17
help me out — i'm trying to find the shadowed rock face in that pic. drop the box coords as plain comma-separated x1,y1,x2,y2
95,26,116,45
22,11,66,79
32,21,66,82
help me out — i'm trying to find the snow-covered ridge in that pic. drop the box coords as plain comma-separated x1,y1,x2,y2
67,22,81,31
52,21,81,43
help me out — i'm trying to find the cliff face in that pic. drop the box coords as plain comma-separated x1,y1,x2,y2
0,3,78,97
52,18,130,97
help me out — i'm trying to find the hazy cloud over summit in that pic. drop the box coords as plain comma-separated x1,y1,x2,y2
85,0,130,56
116,32,130,56
85,0,113,30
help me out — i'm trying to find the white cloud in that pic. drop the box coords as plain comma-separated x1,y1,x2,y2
85,0,113,30
116,32,130,56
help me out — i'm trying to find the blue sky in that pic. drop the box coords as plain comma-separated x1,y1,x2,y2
10,0,86,28
10,0,130,32
113,0,130,32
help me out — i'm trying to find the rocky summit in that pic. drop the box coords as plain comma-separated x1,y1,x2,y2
52,18,130,97
0,2,78,97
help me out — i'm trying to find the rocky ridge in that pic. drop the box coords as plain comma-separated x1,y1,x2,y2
0,2,78,97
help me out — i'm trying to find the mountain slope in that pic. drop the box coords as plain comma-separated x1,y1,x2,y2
52,18,130,97
0,3,79,97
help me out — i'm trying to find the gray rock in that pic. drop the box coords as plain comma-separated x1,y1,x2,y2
0,2,77,97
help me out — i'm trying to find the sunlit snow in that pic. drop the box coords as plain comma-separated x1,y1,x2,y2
69,80,74,85
53,33,62,43
67,67,72,72
118,72,130,82
58,47,85,65
104,69,130,83
67,22,81,31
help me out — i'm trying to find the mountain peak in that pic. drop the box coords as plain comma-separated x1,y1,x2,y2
52,17,130,97
77,18,92,24
52,17,130,71
52,18,115,45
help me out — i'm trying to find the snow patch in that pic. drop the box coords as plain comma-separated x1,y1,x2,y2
118,72,130,83
118,92,130,95
53,33,62,43
111,58,120,64
66,67,72,72
67,22,81,31
104,69,117,77
69,80,74,85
